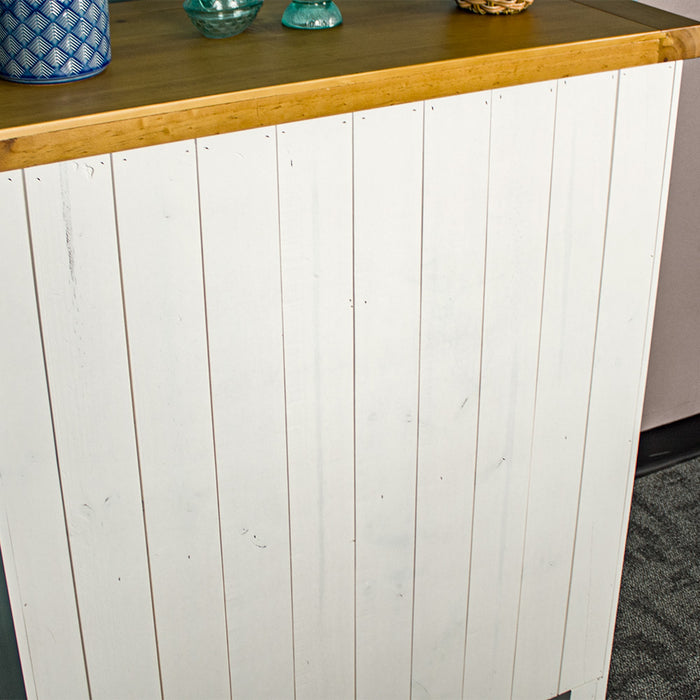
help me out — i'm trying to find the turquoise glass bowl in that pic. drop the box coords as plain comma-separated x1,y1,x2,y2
281,0,342,29
183,0,262,38
0,0,111,84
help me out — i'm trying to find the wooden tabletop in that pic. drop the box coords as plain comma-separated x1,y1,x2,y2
1,0,699,171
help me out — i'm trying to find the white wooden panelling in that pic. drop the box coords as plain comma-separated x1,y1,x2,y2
25,157,161,700
113,141,230,700
570,678,602,700
197,128,294,700
1,65,683,700
597,63,683,699
277,116,355,700
510,71,619,700
410,91,489,700
462,80,557,700
560,62,679,692
354,102,424,700
0,171,88,700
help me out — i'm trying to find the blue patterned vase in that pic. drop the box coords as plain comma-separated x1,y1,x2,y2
0,0,111,84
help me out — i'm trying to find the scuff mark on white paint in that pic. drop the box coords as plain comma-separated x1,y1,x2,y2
60,166,77,289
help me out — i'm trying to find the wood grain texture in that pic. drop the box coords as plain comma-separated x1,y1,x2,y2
410,90,489,700
569,677,602,700
353,102,423,700
573,0,697,28
510,70,618,700
1,0,700,171
0,171,89,700
462,79,556,700
25,158,161,700
277,116,355,700
596,59,683,700
113,141,231,700
0,60,682,700
559,61,678,692
197,127,295,700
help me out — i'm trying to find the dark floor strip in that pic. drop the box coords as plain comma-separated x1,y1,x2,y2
636,412,700,478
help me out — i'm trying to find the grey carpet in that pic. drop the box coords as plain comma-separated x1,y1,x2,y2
607,457,700,699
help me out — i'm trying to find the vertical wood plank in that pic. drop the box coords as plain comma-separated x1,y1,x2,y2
462,80,556,700
560,61,679,692
511,71,618,700
113,141,230,700
596,62,683,699
570,678,602,700
277,116,355,700
0,170,88,700
25,157,161,700
197,128,295,700
410,91,489,700
354,102,424,700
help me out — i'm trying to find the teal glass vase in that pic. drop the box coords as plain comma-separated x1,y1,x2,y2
281,0,342,29
183,0,263,38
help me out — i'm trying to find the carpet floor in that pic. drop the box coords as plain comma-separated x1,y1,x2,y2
606,457,700,699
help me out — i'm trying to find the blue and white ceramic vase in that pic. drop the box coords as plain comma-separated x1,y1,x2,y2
0,0,111,84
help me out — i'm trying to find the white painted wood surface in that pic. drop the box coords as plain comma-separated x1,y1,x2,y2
0,64,682,700
595,62,683,700
462,80,556,700
353,102,424,700
197,127,295,700
570,678,602,700
560,61,679,693
25,157,162,700
113,141,230,700
277,116,355,700
0,171,88,700
410,90,489,700
511,71,619,700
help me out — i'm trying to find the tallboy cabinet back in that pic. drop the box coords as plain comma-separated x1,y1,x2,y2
0,61,680,700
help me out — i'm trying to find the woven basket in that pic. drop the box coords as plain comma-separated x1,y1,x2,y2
455,0,533,14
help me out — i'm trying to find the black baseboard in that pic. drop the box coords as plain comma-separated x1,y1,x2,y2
636,412,700,478
0,549,25,700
